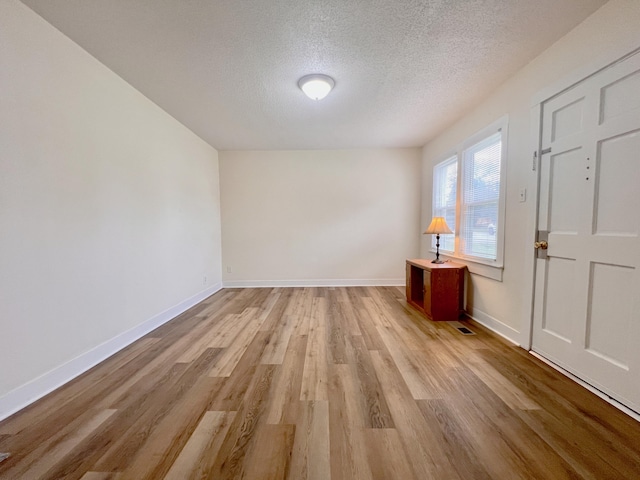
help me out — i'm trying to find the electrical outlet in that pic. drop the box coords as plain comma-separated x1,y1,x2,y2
203,275,207,285
226,266,232,273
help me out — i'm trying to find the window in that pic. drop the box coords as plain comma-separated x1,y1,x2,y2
431,117,507,272
432,156,457,253
460,132,502,260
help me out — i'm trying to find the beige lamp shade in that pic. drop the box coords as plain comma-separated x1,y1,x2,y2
424,217,453,235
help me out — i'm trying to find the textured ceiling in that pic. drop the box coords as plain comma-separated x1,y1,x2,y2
20,0,607,150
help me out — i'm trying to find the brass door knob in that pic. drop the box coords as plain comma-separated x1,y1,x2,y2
534,241,548,250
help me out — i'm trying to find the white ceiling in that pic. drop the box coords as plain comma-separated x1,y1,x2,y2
21,0,607,150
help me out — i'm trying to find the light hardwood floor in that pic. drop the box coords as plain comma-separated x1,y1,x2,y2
1,287,639,479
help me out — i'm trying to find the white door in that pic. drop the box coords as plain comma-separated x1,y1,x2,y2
532,50,640,413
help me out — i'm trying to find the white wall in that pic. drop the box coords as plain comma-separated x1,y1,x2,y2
220,149,422,285
421,0,640,344
0,0,223,419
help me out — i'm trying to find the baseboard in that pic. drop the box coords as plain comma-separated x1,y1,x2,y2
223,279,405,288
466,307,521,346
0,282,222,422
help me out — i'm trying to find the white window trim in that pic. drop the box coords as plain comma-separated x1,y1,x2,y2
430,116,508,281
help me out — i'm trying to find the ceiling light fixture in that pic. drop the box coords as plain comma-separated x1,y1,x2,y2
298,74,335,100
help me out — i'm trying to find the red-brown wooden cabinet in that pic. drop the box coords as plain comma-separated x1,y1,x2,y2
406,259,465,321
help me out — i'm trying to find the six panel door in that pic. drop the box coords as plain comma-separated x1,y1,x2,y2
532,51,640,413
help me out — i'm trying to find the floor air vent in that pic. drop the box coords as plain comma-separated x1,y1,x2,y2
447,321,476,335
0,453,9,463
456,326,475,335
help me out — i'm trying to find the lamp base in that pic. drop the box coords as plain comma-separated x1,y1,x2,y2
431,259,445,264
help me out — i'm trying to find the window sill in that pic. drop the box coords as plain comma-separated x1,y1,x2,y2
430,251,504,281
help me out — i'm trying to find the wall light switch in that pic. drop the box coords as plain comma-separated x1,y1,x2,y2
519,188,527,203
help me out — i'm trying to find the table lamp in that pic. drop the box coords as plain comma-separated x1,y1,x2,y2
424,217,453,264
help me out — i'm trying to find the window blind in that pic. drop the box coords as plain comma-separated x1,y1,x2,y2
460,132,501,260
432,156,457,252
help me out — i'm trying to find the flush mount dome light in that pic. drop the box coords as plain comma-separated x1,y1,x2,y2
298,74,335,100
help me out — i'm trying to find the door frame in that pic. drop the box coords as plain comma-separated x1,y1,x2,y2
522,44,640,350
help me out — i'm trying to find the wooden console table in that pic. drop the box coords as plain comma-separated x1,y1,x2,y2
406,259,465,321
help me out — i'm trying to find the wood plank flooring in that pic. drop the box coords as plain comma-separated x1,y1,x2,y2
1,286,639,479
